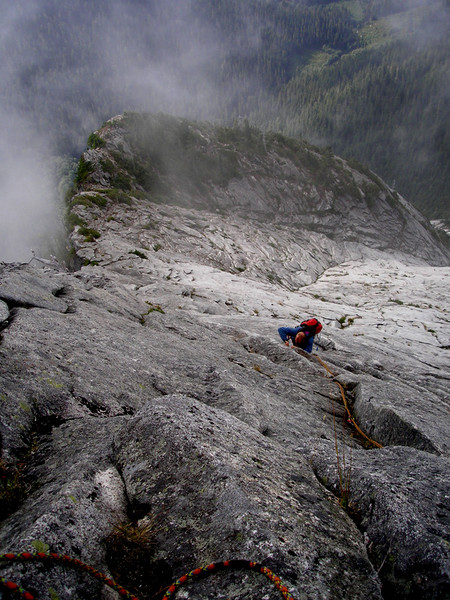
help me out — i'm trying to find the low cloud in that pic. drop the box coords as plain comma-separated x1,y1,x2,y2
0,2,211,260
0,112,65,262
385,0,450,48
0,1,260,261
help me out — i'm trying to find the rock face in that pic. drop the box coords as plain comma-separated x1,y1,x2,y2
0,115,449,600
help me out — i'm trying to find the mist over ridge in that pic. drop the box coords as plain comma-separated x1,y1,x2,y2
0,0,449,261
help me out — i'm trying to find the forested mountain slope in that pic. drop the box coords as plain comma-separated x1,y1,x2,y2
265,0,450,222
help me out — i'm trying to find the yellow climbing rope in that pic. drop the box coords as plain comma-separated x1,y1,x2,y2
313,354,383,449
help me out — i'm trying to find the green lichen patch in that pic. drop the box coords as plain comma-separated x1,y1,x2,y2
87,132,106,149
31,539,50,553
129,249,147,259
75,156,94,185
104,188,133,205
66,212,86,231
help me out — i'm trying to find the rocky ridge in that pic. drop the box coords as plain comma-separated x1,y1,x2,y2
0,114,449,600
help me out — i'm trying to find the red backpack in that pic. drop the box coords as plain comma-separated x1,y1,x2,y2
301,318,322,335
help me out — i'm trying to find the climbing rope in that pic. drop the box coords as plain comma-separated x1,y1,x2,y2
313,354,382,449
0,575,34,600
0,552,138,600
162,559,296,600
0,553,296,600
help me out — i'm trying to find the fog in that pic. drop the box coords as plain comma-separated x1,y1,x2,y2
0,0,448,262
0,0,239,262
0,113,61,262
386,0,450,46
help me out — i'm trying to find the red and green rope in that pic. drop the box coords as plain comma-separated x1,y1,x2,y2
0,575,35,600
162,559,296,600
0,552,138,599
0,553,297,600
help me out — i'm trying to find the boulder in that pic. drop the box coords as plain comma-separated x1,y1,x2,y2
113,395,382,600
307,443,450,600
0,264,69,313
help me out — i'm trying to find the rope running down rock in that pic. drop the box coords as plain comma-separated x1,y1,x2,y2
0,552,138,599
313,354,383,449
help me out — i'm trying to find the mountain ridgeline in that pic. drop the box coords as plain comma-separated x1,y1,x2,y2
68,112,449,273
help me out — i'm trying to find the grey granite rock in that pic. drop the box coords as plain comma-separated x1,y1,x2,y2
0,258,447,599
0,254,448,598
0,115,449,599
113,395,382,600
0,299,8,325
0,263,69,313
353,378,449,456
307,443,450,600
0,417,128,599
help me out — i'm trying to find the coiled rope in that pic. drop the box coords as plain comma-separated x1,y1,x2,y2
313,354,382,449
0,553,296,600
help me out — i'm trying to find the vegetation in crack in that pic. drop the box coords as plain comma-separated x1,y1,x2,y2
105,516,172,600
0,431,40,521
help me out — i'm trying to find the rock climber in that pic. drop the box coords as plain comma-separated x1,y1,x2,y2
278,317,322,353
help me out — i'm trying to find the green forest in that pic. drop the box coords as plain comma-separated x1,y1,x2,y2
2,0,449,221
